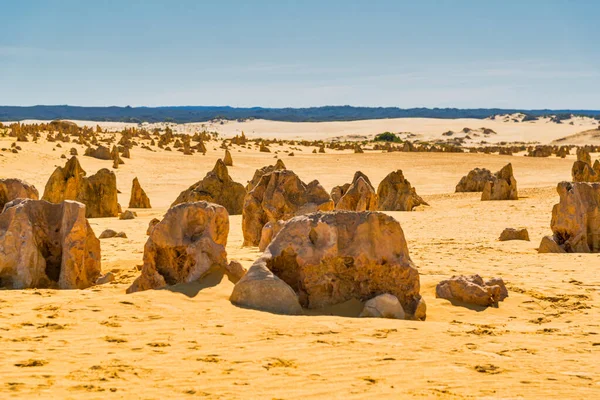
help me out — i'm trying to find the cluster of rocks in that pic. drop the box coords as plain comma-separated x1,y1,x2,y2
242,169,334,247
231,211,427,320
571,148,600,182
42,156,120,218
456,163,518,200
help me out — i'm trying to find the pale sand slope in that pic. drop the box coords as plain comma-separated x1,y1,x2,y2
9,114,599,144
0,133,599,399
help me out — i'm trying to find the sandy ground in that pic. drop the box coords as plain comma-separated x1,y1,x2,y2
0,124,599,399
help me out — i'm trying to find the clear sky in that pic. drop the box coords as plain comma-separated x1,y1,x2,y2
1,0,598,109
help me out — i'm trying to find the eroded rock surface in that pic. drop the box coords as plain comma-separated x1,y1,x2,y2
499,228,530,241
242,170,333,246
42,156,120,218
129,177,151,208
127,201,230,293
436,275,508,306
455,168,494,192
377,170,429,211
0,178,39,210
538,182,600,253
481,163,518,201
0,199,101,289
172,159,246,215
232,211,425,319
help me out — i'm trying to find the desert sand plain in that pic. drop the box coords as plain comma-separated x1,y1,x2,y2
0,116,599,399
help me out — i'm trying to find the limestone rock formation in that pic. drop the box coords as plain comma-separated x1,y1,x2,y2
232,211,425,319
242,170,334,246
0,199,101,289
0,178,39,210
223,149,233,166
146,218,160,235
171,159,246,215
538,182,600,253
436,275,508,306
84,145,111,160
481,163,518,201
455,168,494,192
246,159,286,191
572,160,600,182
258,220,286,251
119,210,136,220
127,201,230,293
577,147,592,165
499,228,530,241
359,294,405,319
331,172,377,211
42,157,120,218
377,170,429,211
129,177,151,208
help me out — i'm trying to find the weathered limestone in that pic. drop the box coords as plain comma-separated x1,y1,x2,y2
377,170,429,211
331,172,378,211
242,170,334,247
436,275,508,306
223,149,233,166
499,228,530,241
84,145,111,160
538,181,600,253
481,163,518,201
127,201,230,293
232,211,426,319
42,157,120,218
0,199,101,289
246,159,286,192
0,178,39,210
455,168,494,192
172,159,246,215
129,177,151,208
359,294,405,319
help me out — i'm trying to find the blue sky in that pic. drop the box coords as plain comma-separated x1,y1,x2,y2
1,0,598,108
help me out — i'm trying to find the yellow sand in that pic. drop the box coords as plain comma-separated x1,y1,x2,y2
0,119,598,399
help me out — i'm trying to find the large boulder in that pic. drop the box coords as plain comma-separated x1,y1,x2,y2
242,170,334,247
0,178,39,210
0,199,101,289
246,159,286,191
455,168,494,192
127,201,230,293
41,156,120,218
538,182,600,253
436,275,508,306
334,172,378,211
481,163,518,201
377,170,429,211
231,211,425,319
171,159,246,215
129,177,151,208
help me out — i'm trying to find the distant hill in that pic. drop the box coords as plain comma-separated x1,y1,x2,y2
1,105,599,123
